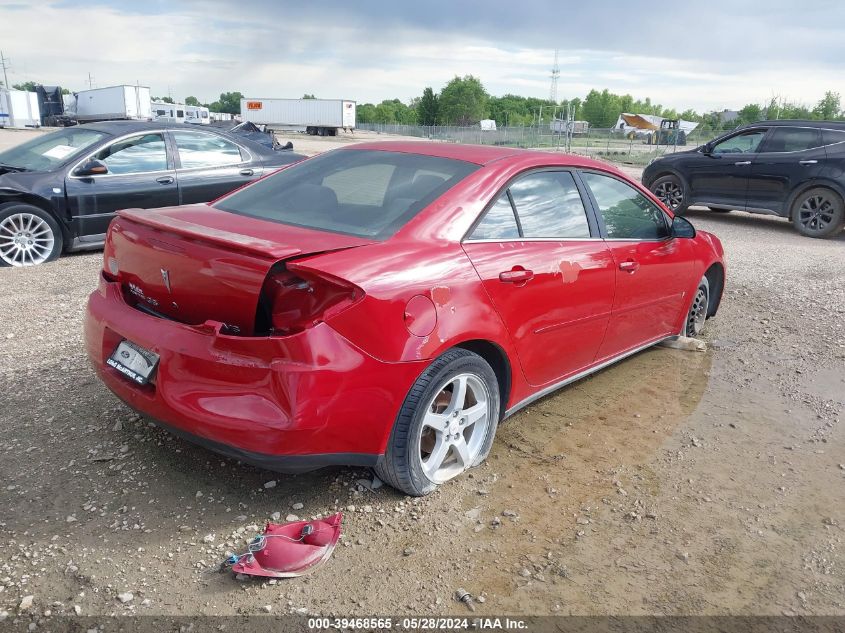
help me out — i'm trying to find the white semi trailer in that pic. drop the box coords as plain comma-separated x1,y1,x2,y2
0,89,41,128
74,85,152,122
240,98,355,136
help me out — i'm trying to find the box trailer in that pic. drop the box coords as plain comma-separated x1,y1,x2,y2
74,85,152,122
0,89,41,128
240,98,355,135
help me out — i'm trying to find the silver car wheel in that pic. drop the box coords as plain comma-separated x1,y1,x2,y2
417,373,490,484
687,284,709,336
0,212,56,266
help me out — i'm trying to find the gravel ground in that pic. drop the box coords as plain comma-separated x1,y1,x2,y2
0,129,844,623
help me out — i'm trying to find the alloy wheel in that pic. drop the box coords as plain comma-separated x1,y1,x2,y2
687,286,708,336
0,213,55,266
797,194,837,234
417,373,490,484
654,180,684,210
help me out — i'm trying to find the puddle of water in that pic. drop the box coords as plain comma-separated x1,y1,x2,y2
459,346,713,610
800,365,845,405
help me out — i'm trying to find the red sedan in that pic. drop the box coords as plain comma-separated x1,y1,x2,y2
84,142,725,496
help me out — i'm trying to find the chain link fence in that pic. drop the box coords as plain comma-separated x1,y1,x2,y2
356,121,740,166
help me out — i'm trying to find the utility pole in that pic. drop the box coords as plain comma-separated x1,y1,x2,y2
1,51,10,89
87,72,95,89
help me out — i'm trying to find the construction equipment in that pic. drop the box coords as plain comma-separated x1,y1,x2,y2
647,119,687,146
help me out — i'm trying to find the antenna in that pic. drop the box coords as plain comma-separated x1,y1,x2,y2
87,72,95,89
549,48,560,103
1,51,10,90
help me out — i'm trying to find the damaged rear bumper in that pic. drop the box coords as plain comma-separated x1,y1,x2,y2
84,276,427,471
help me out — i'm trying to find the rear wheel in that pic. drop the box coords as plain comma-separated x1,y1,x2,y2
684,276,709,337
0,203,63,267
651,175,688,214
791,187,845,238
376,349,500,496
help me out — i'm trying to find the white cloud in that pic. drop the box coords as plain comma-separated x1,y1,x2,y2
0,0,842,112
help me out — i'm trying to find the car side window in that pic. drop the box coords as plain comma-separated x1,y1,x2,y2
468,194,520,240
509,172,591,238
173,131,244,169
822,129,845,147
93,133,168,175
761,127,822,153
582,172,670,241
712,130,767,154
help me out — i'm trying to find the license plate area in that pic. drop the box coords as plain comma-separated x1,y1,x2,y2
106,340,159,385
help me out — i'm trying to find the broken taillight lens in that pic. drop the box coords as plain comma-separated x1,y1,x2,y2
256,264,363,336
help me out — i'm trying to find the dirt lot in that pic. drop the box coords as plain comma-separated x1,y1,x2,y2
0,127,844,622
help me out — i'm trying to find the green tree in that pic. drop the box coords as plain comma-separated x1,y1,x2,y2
185,96,200,106
210,91,243,114
302,93,316,99
152,96,175,104
813,91,841,120
12,81,37,91
438,75,489,125
737,103,763,124
417,87,439,125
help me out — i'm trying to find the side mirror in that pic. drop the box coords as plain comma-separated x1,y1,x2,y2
701,143,713,155
74,159,108,177
672,215,696,239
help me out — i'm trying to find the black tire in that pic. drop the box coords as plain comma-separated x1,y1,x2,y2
708,207,732,213
684,276,710,337
0,202,63,267
376,349,500,497
651,174,689,215
791,187,845,238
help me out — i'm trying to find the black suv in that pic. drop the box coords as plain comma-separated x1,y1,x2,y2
642,120,845,238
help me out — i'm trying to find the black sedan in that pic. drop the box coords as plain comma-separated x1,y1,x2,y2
642,119,845,238
0,121,305,266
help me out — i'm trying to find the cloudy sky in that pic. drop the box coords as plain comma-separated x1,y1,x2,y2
1,0,843,112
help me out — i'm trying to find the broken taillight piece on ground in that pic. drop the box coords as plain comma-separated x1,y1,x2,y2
231,512,343,578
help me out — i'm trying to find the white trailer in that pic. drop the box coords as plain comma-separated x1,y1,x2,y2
185,105,210,125
0,89,41,128
74,85,152,122
151,101,186,123
550,119,589,135
210,112,233,122
240,98,355,135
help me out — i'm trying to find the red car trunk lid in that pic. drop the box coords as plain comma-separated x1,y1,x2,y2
108,205,374,335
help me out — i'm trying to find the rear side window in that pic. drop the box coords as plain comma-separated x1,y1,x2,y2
173,131,243,169
762,127,823,152
509,172,590,238
823,129,845,147
214,150,478,239
582,172,670,241
469,195,520,239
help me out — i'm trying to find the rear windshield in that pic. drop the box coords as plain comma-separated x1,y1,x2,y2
214,149,479,239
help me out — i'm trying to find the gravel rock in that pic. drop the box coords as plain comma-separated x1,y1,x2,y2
18,595,34,612
117,592,134,603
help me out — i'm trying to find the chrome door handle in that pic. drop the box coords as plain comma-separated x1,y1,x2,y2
156,176,174,185
239,168,254,176
799,160,818,165
734,161,751,166
618,260,640,273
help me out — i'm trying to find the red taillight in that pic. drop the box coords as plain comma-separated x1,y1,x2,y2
257,265,363,336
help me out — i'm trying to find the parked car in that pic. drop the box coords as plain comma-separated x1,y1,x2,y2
84,142,725,496
642,120,845,238
0,121,305,266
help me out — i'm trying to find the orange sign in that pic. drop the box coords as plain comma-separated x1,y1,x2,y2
246,101,263,110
